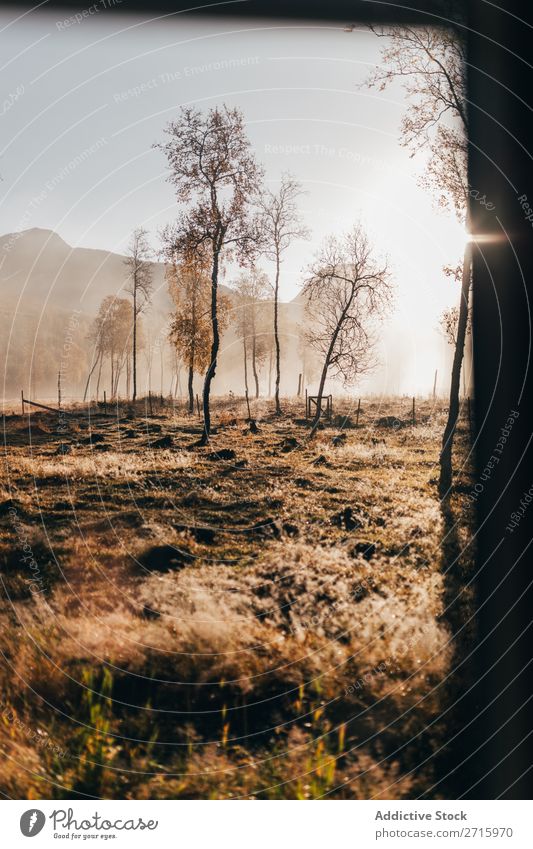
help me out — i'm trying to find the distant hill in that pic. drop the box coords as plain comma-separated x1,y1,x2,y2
0,228,307,400
0,228,171,318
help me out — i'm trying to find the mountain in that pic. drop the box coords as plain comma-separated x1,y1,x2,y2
0,228,306,401
0,228,170,318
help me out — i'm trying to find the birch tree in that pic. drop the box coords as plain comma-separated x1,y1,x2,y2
156,106,263,443
302,225,392,436
259,174,309,414
364,14,469,493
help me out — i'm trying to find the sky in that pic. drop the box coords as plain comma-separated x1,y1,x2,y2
0,7,467,394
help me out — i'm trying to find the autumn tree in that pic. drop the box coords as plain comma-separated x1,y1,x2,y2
156,106,263,443
166,254,217,414
259,174,309,414
233,269,270,399
364,12,470,493
124,227,153,403
302,225,392,436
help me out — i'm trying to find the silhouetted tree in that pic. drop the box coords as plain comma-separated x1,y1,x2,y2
364,15,469,493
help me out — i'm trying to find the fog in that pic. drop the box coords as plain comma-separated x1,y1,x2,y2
0,10,470,405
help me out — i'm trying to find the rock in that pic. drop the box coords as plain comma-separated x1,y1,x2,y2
0,499,19,517
55,443,72,455
122,429,137,438
141,605,161,620
331,506,362,531
351,541,376,560
279,436,299,453
333,414,358,428
312,454,330,467
151,435,173,449
207,448,236,461
376,416,407,429
249,419,259,434
282,522,299,537
82,432,106,444
143,423,163,433
294,477,311,488
332,433,347,446
175,524,216,545
247,517,282,539
137,544,193,573
93,443,111,452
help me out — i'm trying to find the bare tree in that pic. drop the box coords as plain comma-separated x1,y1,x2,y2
89,296,132,400
302,225,392,436
124,227,153,403
232,269,270,399
364,14,470,493
259,174,309,414
155,106,263,443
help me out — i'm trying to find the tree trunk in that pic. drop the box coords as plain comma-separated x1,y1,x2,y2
310,293,353,437
243,337,249,396
83,349,101,402
273,252,281,414
132,288,137,402
268,347,273,397
310,356,331,437
96,351,103,401
200,246,220,445
188,358,194,414
252,335,259,399
439,241,472,496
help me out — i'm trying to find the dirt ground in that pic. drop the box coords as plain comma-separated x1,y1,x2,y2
0,395,475,799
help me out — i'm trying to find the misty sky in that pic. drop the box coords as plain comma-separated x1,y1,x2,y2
0,7,467,394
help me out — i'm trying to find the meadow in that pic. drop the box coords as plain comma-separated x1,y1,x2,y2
0,395,475,799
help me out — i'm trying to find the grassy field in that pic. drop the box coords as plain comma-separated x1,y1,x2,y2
0,395,475,799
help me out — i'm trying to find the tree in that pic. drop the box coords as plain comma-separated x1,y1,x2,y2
166,254,221,414
88,296,132,400
364,13,470,494
156,106,263,443
232,269,270,399
259,173,309,414
302,225,392,436
124,227,153,403
439,264,472,397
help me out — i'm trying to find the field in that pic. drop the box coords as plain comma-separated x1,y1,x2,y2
0,395,475,799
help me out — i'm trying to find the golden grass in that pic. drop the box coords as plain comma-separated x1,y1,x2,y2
0,397,475,799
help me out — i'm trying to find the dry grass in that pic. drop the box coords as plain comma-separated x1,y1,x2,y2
0,395,475,799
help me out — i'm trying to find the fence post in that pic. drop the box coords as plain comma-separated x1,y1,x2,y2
433,369,438,400
57,371,61,412
356,398,361,427
297,373,302,397
412,396,416,426
305,388,308,418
